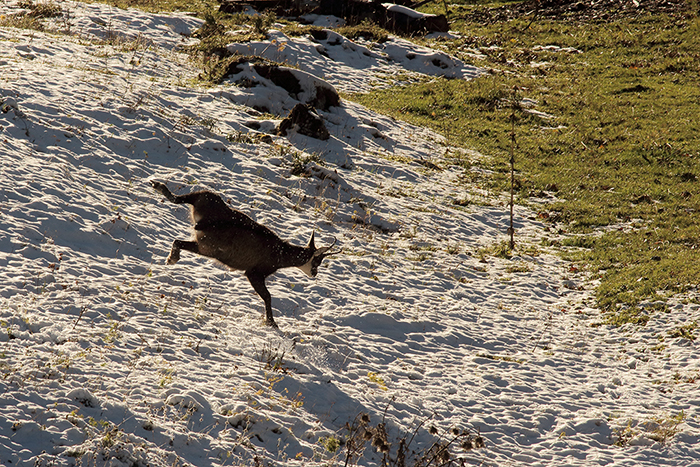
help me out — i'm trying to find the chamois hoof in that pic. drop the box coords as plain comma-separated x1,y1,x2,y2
151,179,168,189
265,318,279,329
151,180,177,203
166,250,180,265
151,180,165,192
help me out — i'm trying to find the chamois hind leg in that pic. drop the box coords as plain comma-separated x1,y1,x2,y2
151,180,183,204
152,180,219,210
152,180,206,204
167,240,198,265
245,271,277,328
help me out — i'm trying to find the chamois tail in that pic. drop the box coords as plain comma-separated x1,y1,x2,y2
151,180,185,204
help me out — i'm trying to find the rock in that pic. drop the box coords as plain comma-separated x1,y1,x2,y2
252,64,340,110
277,103,330,140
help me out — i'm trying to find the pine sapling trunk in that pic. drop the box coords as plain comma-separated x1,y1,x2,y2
508,87,518,251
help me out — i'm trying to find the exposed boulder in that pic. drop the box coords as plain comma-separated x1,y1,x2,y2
224,56,340,111
218,0,449,34
253,64,340,110
277,103,330,140
384,4,449,34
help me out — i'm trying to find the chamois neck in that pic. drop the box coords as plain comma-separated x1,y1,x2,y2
277,242,312,269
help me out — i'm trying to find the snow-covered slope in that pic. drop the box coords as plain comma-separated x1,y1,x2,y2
1,2,699,466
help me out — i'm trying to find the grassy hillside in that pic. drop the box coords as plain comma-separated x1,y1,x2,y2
3,1,700,465
351,0,700,325
9,0,698,324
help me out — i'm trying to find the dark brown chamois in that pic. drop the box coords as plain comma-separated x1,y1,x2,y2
151,180,340,327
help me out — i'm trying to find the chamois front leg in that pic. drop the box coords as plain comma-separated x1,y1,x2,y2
167,240,198,265
245,270,277,328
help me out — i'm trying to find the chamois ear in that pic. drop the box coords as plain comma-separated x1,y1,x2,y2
307,231,316,250
315,237,341,259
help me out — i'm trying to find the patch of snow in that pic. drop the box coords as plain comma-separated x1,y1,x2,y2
382,3,437,20
301,14,345,28
0,2,698,467
226,29,482,94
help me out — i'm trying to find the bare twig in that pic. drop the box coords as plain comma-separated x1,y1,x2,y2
72,305,88,331
508,86,518,250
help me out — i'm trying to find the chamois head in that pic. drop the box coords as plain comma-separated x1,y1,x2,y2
298,232,342,278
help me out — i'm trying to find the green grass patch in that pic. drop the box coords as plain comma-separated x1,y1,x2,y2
336,22,390,43
0,0,64,30
82,0,218,14
594,306,651,327
478,241,513,260
668,321,697,340
349,4,700,322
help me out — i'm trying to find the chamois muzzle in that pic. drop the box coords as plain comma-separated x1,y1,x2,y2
302,236,342,278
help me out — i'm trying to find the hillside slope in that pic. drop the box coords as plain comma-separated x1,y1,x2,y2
1,2,699,466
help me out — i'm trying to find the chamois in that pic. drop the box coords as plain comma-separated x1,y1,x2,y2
151,180,339,328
